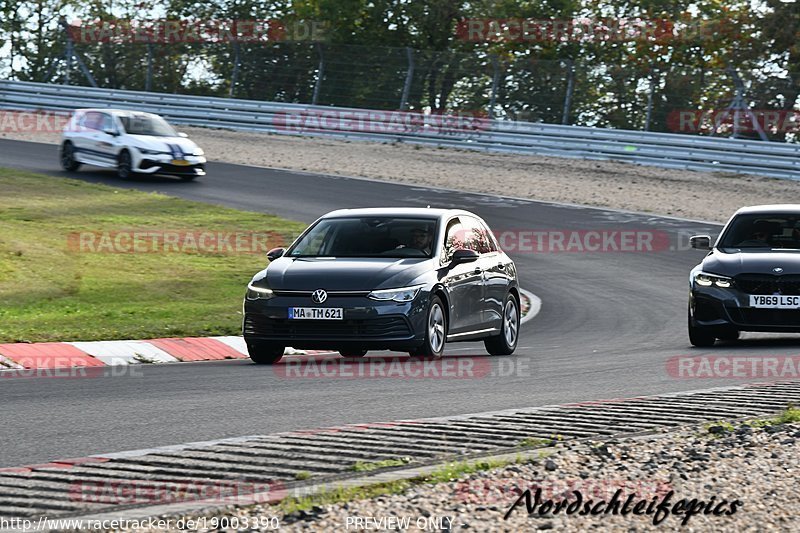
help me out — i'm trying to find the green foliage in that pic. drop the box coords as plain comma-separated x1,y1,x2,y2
351,457,412,472
0,167,305,342
0,1,796,137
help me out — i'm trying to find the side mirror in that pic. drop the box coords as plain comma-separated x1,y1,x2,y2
266,247,285,261
177,132,189,138
451,248,479,264
690,235,711,250
103,127,118,136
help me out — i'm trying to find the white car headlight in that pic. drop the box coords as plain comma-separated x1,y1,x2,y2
694,272,732,288
368,285,424,302
246,281,275,300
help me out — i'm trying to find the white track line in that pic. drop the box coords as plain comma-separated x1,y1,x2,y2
519,287,541,325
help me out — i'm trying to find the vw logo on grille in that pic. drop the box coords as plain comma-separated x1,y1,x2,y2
311,289,328,303
773,267,784,273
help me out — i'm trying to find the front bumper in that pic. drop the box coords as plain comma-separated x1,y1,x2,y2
138,156,206,176
691,285,800,332
243,293,429,350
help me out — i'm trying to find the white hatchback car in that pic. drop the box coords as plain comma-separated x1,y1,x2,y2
60,109,206,180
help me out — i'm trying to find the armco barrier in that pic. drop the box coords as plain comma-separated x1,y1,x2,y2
1,80,798,180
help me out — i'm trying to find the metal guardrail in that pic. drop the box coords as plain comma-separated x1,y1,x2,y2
2,80,799,180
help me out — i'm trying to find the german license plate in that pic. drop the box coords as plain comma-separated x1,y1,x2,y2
749,295,800,309
288,307,343,320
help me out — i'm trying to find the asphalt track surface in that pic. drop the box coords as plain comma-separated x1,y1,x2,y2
1,138,798,467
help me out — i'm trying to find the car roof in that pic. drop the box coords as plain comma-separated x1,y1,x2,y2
735,205,800,215
321,207,476,220
74,108,158,117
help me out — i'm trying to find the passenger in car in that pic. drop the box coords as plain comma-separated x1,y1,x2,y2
792,221,800,246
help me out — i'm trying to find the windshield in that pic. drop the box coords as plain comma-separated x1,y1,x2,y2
119,114,178,137
289,217,438,258
718,213,800,250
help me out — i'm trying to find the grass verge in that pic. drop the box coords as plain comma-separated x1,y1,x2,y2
0,167,306,342
706,405,800,436
351,457,412,472
276,456,522,515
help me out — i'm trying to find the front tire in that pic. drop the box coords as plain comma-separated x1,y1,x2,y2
688,306,716,347
60,142,81,171
117,150,135,179
485,293,520,356
411,295,447,359
247,342,285,364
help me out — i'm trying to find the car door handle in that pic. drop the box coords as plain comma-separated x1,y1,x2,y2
473,267,482,274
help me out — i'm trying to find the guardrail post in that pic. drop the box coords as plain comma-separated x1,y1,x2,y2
489,55,500,119
312,43,325,105
400,47,414,111
64,37,73,85
561,59,575,125
229,42,241,98
146,43,154,92
644,69,656,131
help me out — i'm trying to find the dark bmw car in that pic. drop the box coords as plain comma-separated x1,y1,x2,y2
688,205,800,346
243,208,520,363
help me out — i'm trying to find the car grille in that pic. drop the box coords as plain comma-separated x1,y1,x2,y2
734,274,800,295
272,290,370,297
732,308,800,327
140,160,204,174
244,315,412,339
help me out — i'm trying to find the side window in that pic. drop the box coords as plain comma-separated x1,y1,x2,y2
441,219,465,264
99,113,114,133
463,216,495,254
81,112,102,131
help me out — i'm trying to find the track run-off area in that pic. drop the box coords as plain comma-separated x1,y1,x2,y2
2,138,799,505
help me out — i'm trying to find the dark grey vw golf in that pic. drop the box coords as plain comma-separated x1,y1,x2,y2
243,208,520,363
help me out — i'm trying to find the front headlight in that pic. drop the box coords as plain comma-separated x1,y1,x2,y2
139,147,167,155
694,272,732,288
368,284,424,302
246,280,275,300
